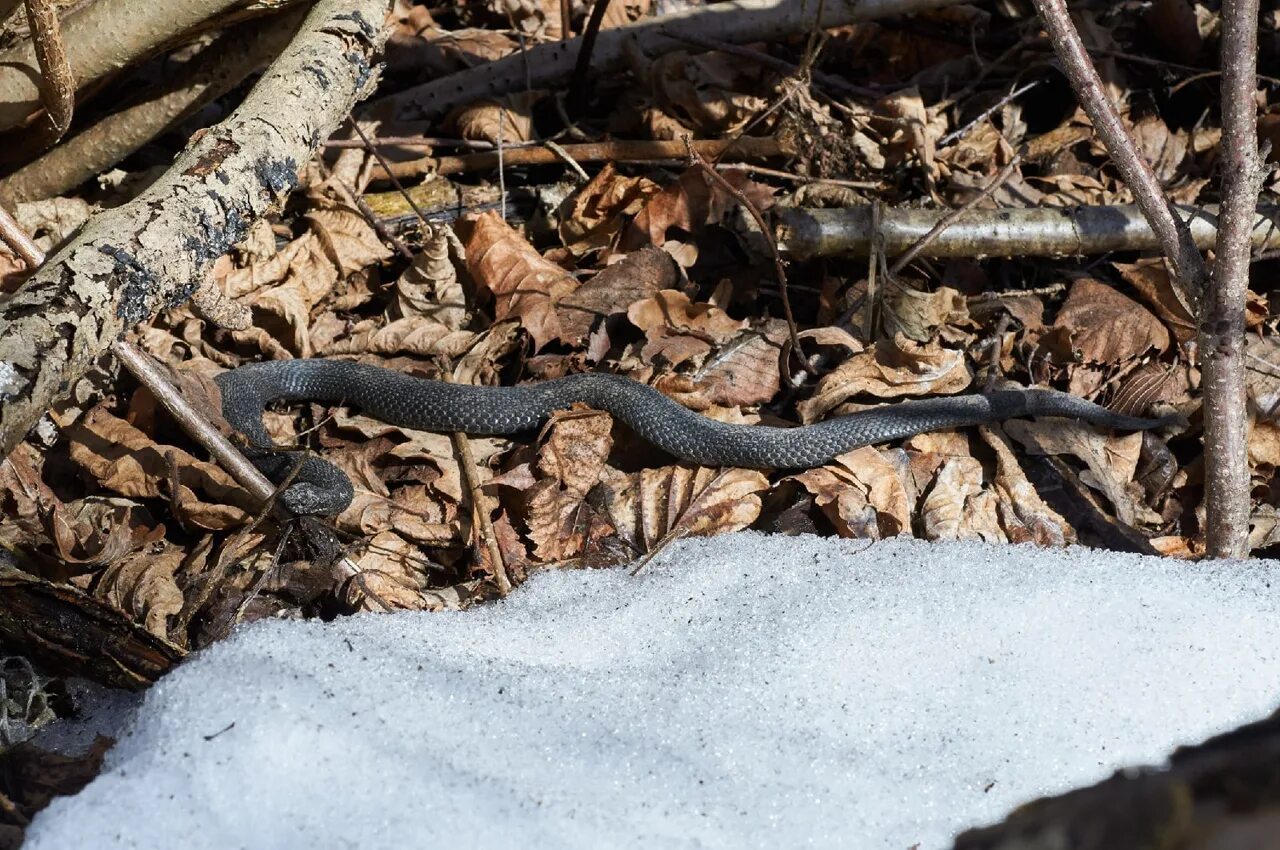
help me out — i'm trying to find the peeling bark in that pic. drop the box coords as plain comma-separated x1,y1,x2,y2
0,0,391,459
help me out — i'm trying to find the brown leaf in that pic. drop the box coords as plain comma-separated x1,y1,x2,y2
393,228,468,329
1050,277,1170,364
1002,419,1148,525
919,456,999,541
450,92,540,145
653,321,787,410
305,206,393,277
792,446,911,538
799,335,972,423
601,466,768,553
650,51,769,136
621,167,776,254
525,410,617,561
558,246,680,346
66,406,254,529
91,542,185,642
463,210,581,349
882,283,970,343
50,499,165,569
317,316,476,358
559,163,661,257
1113,259,1196,343
627,289,746,346
979,425,1075,546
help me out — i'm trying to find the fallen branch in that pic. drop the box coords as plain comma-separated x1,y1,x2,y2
0,0,389,459
0,6,307,205
379,0,970,122
776,204,1280,259
0,0,257,132
371,136,788,180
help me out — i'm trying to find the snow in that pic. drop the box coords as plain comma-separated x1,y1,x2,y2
25,533,1280,850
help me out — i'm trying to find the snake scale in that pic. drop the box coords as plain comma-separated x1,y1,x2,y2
216,359,1171,516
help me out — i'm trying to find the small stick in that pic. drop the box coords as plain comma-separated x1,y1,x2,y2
938,81,1041,147
23,0,73,143
685,138,804,373
371,136,786,180
566,0,613,116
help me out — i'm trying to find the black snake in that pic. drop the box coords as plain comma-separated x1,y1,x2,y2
216,359,1171,515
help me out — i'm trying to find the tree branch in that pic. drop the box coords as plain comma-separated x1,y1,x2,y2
0,0,389,459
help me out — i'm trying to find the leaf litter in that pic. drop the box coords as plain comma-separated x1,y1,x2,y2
6,0,1277,695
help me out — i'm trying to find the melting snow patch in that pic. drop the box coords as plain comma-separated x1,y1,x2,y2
25,533,1280,849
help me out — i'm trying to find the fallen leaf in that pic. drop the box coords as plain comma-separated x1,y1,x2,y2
559,163,661,257
979,425,1075,546
792,446,911,538
799,335,972,423
601,465,768,554
558,246,680,345
463,210,582,349
91,542,185,643
1048,277,1170,364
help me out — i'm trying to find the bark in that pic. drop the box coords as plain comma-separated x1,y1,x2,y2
775,204,1280,259
0,0,253,131
1201,0,1260,559
379,0,970,122
0,0,390,459
0,6,308,205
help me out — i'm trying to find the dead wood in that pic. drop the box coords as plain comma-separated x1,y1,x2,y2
0,0,259,132
776,204,1280,259
0,0,390,460
0,5,308,205
378,0,971,123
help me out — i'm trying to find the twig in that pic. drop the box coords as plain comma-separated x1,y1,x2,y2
23,0,73,144
888,153,1020,276
717,162,877,189
566,0,612,116
1030,0,1209,305
685,138,803,374
325,135,521,150
669,30,879,99
439,360,512,596
938,81,1041,147
0,203,42,267
370,136,786,180
0,0,252,132
776,203,1280,259
559,0,572,39
1200,0,1260,559
351,119,433,229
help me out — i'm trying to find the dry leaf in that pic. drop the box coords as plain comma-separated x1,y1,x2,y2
601,466,768,554
559,163,661,256
558,246,680,345
1048,277,1170,364
980,425,1075,546
622,167,775,254
920,456,995,541
799,335,972,423
650,51,769,135
451,92,540,144
91,542,185,642
525,410,617,562
394,229,468,329
66,405,255,529
792,446,911,538
882,283,970,343
1003,419,1147,525
464,210,581,349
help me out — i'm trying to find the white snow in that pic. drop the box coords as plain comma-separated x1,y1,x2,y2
25,533,1280,850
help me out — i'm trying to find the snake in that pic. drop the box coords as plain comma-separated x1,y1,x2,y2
215,359,1173,516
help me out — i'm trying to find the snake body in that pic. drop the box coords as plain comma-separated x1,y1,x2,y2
216,359,1170,515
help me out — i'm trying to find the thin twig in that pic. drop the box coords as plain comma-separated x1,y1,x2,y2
669,30,879,99
1030,0,1209,305
566,0,613,116
371,136,787,180
685,138,803,372
351,120,433,229
938,81,1041,147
